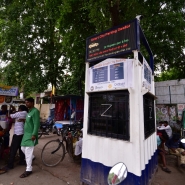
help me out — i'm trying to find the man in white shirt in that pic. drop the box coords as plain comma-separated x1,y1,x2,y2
74,128,83,157
74,138,83,156
157,121,172,140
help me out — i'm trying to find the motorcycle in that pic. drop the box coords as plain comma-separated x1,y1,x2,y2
53,117,83,137
38,119,57,139
73,117,83,129
180,138,185,149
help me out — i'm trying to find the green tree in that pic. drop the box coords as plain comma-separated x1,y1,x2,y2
0,0,185,96
0,0,65,95
58,0,185,84
155,67,183,81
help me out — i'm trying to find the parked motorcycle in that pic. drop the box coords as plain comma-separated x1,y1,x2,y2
180,138,185,149
53,117,83,137
38,119,57,139
73,117,83,129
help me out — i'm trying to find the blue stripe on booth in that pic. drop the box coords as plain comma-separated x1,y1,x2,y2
80,151,158,185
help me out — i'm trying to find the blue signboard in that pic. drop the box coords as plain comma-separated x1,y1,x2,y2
110,63,124,81
93,66,108,83
89,58,134,92
144,64,151,84
0,86,19,96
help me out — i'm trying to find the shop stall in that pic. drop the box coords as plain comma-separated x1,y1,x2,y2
0,85,19,129
0,85,19,150
54,95,84,125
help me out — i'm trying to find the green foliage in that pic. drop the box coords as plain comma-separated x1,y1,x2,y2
0,0,185,96
0,0,65,95
155,68,184,81
57,73,84,96
140,0,185,73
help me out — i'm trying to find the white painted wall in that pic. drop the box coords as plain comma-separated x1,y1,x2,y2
35,103,55,119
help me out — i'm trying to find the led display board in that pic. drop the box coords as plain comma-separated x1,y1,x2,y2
86,19,138,62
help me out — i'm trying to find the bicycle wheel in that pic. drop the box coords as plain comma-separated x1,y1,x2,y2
41,139,65,167
38,128,43,139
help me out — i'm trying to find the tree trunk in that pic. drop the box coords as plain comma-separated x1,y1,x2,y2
108,0,120,27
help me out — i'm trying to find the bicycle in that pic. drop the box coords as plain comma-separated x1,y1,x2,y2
41,123,82,167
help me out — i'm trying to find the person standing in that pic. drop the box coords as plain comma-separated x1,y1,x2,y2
0,105,9,175
157,121,172,140
167,133,185,167
0,105,8,120
2,105,28,171
0,126,6,175
157,121,172,149
74,138,83,155
157,134,171,173
0,105,10,148
19,97,40,178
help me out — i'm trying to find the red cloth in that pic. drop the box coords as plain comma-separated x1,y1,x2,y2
157,132,162,136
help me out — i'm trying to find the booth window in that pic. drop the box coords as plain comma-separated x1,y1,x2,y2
143,93,155,139
88,90,130,140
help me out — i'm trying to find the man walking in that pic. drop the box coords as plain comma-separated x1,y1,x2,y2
19,97,40,178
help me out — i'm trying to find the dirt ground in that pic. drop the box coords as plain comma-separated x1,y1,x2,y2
151,154,185,185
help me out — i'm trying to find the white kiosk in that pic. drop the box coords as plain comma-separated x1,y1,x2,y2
81,18,157,185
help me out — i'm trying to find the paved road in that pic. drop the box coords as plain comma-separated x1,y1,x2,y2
1,133,185,185
0,134,81,185
151,154,185,185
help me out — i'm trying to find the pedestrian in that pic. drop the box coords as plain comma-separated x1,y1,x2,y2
0,105,8,120
1,105,28,171
157,121,172,140
19,97,40,178
74,128,83,160
0,105,10,148
157,134,171,173
167,133,185,168
157,121,172,149
74,137,83,155
0,127,6,175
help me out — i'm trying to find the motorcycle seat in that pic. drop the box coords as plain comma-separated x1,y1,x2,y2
40,121,52,126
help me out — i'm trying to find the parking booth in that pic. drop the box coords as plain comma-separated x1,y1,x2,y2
81,18,157,185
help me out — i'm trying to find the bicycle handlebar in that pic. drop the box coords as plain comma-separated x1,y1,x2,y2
61,123,83,141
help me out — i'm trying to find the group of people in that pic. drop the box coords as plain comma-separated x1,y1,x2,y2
0,97,40,178
157,121,185,173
